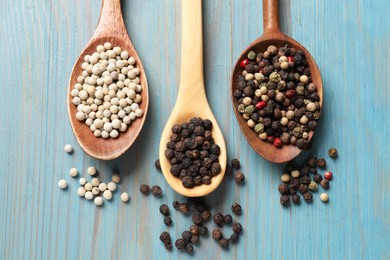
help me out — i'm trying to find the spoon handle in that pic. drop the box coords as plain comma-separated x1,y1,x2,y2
93,0,127,39
178,0,206,100
263,0,281,34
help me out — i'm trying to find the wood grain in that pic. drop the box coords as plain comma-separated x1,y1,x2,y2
0,0,389,259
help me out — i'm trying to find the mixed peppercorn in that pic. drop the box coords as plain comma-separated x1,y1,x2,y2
164,117,222,188
278,148,337,206
234,45,321,149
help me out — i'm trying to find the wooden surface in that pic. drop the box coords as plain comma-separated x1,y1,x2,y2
0,0,389,259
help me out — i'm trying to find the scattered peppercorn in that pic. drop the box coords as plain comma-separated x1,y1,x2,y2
185,244,193,254
159,204,170,216
226,165,233,176
303,192,313,202
307,157,317,167
230,233,239,244
231,203,242,215
213,213,224,227
179,203,190,214
190,235,200,244
175,238,186,250
324,171,333,180
140,184,150,195
172,200,180,210
164,217,172,226
231,159,241,169
278,183,289,195
328,148,337,158
308,181,318,191
224,214,233,224
155,159,161,171
313,173,322,183
320,179,330,189
212,229,223,241
292,194,300,204
182,230,192,242
317,158,326,168
190,225,200,235
320,193,329,202
192,214,203,226
280,195,290,206
151,185,162,196
232,222,242,234
199,226,208,236
234,172,245,184
219,238,229,248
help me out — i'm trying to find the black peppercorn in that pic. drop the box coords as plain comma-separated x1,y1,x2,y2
140,184,150,195
298,184,308,194
290,178,300,189
230,233,239,244
179,203,190,214
278,183,289,195
151,185,162,196
160,231,171,243
232,222,242,234
159,204,170,216
224,214,233,224
300,175,311,185
280,195,290,206
320,179,330,189
182,176,194,188
164,217,172,226
213,213,224,227
234,172,245,184
154,159,161,171
211,163,221,175
296,138,307,149
182,230,192,242
292,194,300,204
231,203,242,215
190,235,200,245
199,226,208,236
317,158,326,168
212,229,223,241
303,192,313,202
175,238,186,250
313,173,322,183
192,214,203,226
185,244,193,254
172,200,180,210
226,165,233,176
200,210,211,221
190,225,200,235
219,238,229,248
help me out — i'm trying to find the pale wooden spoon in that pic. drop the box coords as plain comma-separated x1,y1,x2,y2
231,0,323,163
68,0,148,160
159,0,227,197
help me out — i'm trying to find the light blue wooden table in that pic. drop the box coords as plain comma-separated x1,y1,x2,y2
1,0,389,259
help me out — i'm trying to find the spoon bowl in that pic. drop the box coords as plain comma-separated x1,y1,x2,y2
159,0,226,197
68,0,148,160
231,0,323,163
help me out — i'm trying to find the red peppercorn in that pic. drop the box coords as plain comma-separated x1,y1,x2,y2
287,56,294,63
255,101,267,110
240,59,249,69
324,171,333,180
273,138,282,148
285,89,296,98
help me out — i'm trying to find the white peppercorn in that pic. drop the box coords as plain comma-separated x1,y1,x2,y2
79,177,87,186
87,166,97,176
58,179,67,189
103,190,113,200
94,196,104,206
120,192,130,202
291,170,300,178
84,183,93,191
107,182,117,191
281,174,290,183
92,187,100,195
77,187,86,197
64,144,73,153
69,168,78,177
320,193,329,202
112,175,121,183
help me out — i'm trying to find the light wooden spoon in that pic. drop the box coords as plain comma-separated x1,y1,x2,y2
68,0,148,160
231,0,323,163
159,0,227,197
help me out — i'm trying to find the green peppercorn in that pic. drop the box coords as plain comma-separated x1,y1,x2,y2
269,72,281,83
244,105,255,115
254,123,264,133
238,104,245,113
308,181,318,191
328,148,337,158
296,85,305,95
248,51,256,60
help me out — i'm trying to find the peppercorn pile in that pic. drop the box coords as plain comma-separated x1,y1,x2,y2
152,158,245,254
278,148,337,206
233,45,321,149
164,117,222,188
71,42,144,139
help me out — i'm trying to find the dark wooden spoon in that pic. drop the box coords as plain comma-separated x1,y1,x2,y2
68,0,148,160
231,0,323,163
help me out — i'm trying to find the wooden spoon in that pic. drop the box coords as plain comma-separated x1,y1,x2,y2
68,0,148,160
159,0,227,197
231,0,323,163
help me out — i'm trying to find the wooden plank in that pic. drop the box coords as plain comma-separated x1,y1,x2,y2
0,0,389,259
